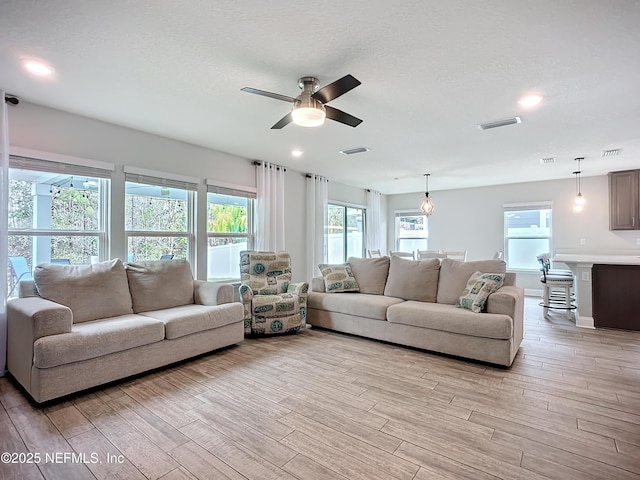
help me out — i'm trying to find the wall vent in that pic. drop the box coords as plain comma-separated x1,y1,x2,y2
602,148,621,157
478,116,521,130
339,147,370,155
540,157,556,165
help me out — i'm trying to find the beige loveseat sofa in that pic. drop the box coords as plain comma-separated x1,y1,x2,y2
7,259,244,403
308,256,524,367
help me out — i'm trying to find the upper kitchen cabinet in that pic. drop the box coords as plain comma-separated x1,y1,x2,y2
609,170,639,230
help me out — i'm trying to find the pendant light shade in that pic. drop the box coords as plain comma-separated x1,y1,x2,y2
572,157,585,213
419,173,435,216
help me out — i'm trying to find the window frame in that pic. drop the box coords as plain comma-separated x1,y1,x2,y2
503,201,553,271
7,154,112,269
327,202,366,263
206,184,256,282
394,209,429,252
124,168,198,265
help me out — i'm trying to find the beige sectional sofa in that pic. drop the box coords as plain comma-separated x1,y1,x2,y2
308,256,524,366
7,259,244,403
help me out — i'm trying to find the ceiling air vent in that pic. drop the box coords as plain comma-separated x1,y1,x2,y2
602,149,621,157
339,147,370,155
478,116,521,130
540,157,556,165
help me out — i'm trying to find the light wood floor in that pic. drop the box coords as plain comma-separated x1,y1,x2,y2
1,297,640,480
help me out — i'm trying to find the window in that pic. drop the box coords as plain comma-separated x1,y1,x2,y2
125,171,197,263
327,204,364,263
504,202,552,270
207,184,255,281
7,155,111,295
395,211,428,252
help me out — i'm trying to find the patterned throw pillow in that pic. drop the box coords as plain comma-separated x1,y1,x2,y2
456,271,505,313
318,263,360,293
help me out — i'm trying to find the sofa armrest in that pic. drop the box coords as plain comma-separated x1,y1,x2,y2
193,280,235,305
486,285,524,345
7,297,73,340
311,276,325,293
7,297,73,395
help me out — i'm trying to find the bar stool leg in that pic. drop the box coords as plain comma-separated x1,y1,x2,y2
543,285,550,317
565,285,572,320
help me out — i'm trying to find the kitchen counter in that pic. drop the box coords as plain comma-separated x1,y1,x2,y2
553,253,640,329
554,254,640,265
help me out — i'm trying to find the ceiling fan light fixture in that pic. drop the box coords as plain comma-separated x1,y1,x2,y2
292,106,326,127
291,96,326,127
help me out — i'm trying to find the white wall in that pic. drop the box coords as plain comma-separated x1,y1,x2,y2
388,176,640,290
7,101,368,282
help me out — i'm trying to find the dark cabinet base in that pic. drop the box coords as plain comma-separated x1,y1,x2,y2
592,264,640,331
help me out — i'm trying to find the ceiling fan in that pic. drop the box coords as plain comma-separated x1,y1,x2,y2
241,74,362,129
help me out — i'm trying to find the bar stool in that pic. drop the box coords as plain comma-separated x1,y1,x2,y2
537,253,576,319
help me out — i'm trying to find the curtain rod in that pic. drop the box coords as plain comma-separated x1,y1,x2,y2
252,160,286,172
305,174,329,181
4,95,19,105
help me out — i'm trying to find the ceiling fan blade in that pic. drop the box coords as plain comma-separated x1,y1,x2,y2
271,112,293,129
325,106,363,127
241,87,297,103
312,74,361,104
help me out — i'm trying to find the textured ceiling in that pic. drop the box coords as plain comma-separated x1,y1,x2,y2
1,0,640,194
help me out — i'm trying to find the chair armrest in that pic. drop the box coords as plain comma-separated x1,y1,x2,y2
311,276,325,292
7,297,73,340
287,282,309,296
194,280,235,305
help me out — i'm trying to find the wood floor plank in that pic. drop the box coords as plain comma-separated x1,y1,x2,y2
491,429,640,480
1,297,639,480
471,411,640,475
75,396,179,479
282,454,349,480
67,427,146,480
179,420,297,480
278,412,419,480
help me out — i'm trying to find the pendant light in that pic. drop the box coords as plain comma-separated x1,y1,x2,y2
419,173,435,216
572,157,585,213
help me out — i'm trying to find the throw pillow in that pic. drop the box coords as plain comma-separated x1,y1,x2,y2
383,256,440,302
456,271,506,313
318,263,360,293
437,258,507,305
34,259,133,323
348,256,390,295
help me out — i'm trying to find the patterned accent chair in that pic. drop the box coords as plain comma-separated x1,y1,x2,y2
239,251,309,335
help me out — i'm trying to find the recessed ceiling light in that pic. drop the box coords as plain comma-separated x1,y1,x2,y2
291,149,303,158
21,58,55,77
517,95,543,107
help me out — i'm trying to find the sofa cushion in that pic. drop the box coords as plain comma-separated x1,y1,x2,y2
383,256,440,302
33,314,164,368
437,258,507,305
34,259,133,324
308,292,404,320
348,256,390,295
251,293,300,318
456,271,506,313
139,303,243,340
126,260,194,313
387,301,513,340
318,263,360,293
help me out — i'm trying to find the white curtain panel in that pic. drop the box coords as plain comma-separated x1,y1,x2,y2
306,174,328,276
1,92,10,376
366,189,383,253
255,162,285,251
